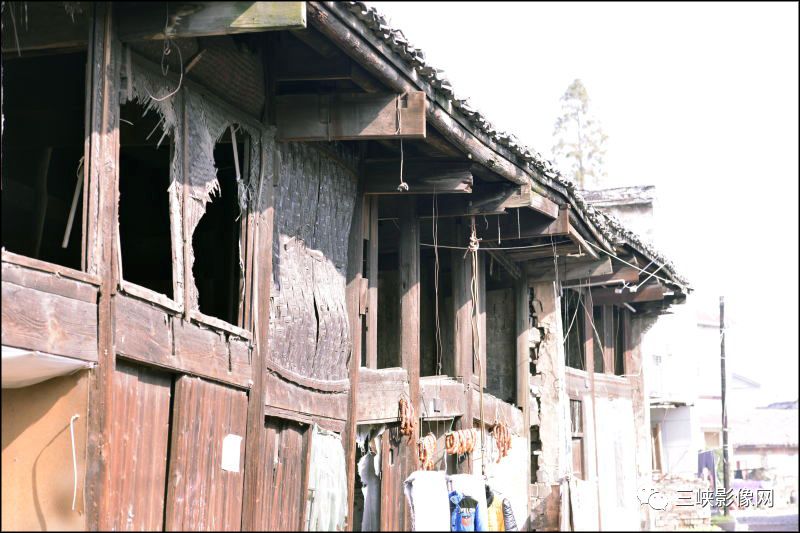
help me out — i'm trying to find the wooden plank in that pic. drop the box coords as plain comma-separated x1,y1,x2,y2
471,391,525,437
118,2,306,41
380,428,405,531
357,368,410,423
515,274,532,525
363,160,472,195
171,318,252,388
276,92,426,141
105,361,172,531
1,250,100,285
590,282,665,306
165,376,248,531
114,294,172,363
2,281,98,361
475,205,570,242
419,376,466,420
524,256,613,283
1,261,98,303
567,219,600,259
602,305,614,376
366,196,379,369
263,371,348,430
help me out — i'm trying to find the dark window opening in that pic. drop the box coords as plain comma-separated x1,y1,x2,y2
192,127,246,324
562,289,585,370
531,427,541,483
1,50,87,270
614,306,625,376
592,306,605,373
118,101,174,297
420,245,454,377
376,216,400,369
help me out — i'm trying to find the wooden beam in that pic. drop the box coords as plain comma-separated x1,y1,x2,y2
486,249,521,280
363,160,472,195
567,217,599,259
274,52,353,82
476,205,570,242
590,282,665,306
524,256,613,283
514,274,532,526
117,2,306,42
276,91,426,141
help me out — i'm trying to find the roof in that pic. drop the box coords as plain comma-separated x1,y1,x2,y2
346,2,689,289
579,185,656,208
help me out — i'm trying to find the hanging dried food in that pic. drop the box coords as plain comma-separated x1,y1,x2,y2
493,422,512,462
445,428,478,455
417,432,437,470
398,396,416,437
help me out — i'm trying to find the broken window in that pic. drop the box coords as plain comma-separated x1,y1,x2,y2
191,126,247,324
562,289,585,370
1,44,88,270
570,399,585,480
118,100,174,297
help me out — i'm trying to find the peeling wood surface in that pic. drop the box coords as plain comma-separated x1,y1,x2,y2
165,376,248,531
106,361,172,531
115,294,172,363
1,281,98,361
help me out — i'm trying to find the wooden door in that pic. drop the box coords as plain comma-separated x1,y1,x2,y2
252,416,309,530
165,376,248,531
106,361,172,530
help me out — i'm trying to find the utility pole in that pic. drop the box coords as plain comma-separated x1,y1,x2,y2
720,295,730,516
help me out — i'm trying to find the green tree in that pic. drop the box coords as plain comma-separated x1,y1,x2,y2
551,79,608,189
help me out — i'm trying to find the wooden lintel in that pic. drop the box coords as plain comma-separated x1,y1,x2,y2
525,256,613,283
486,249,522,280
117,2,306,42
590,282,665,306
276,91,426,141
363,160,471,195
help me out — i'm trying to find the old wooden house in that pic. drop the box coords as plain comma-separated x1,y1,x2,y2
1,2,689,531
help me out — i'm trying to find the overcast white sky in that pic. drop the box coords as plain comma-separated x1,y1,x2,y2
370,1,799,399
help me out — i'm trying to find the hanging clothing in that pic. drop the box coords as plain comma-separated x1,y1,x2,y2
447,474,488,532
486,497,504,531
501,498,517,531
358,451,381,532
404,470,451,531
306,425,348,531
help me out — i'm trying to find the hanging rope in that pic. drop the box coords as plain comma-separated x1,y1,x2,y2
69,414,80,511
395,94,409,191
468,217,487,476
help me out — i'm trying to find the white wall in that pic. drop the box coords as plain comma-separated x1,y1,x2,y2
651,406,704,475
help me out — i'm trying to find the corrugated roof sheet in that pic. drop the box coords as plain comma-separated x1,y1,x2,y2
346,1,690,288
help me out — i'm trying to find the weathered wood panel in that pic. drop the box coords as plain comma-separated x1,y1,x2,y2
1,281,98,361
471,390,525,438
277,92,425,141
420,376,466,420
106,362,172,531
165,376,248,531
173,318,251,388
380,427,407,532
253,417,308,531
1,261,98,303
357,367,410,423
263,371,348,432
269,142,357,381
115,294,172,363
486,288,516,403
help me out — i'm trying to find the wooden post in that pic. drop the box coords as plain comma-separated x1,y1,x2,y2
399,196,420,529
602,305,614,374
584,290,603,530
84,4,120,529
515,275,531,525
241,130,276,530
366,196,379,368
343,191,366,530
451,219,473,473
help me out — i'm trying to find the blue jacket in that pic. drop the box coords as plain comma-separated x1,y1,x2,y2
449,491,487,531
